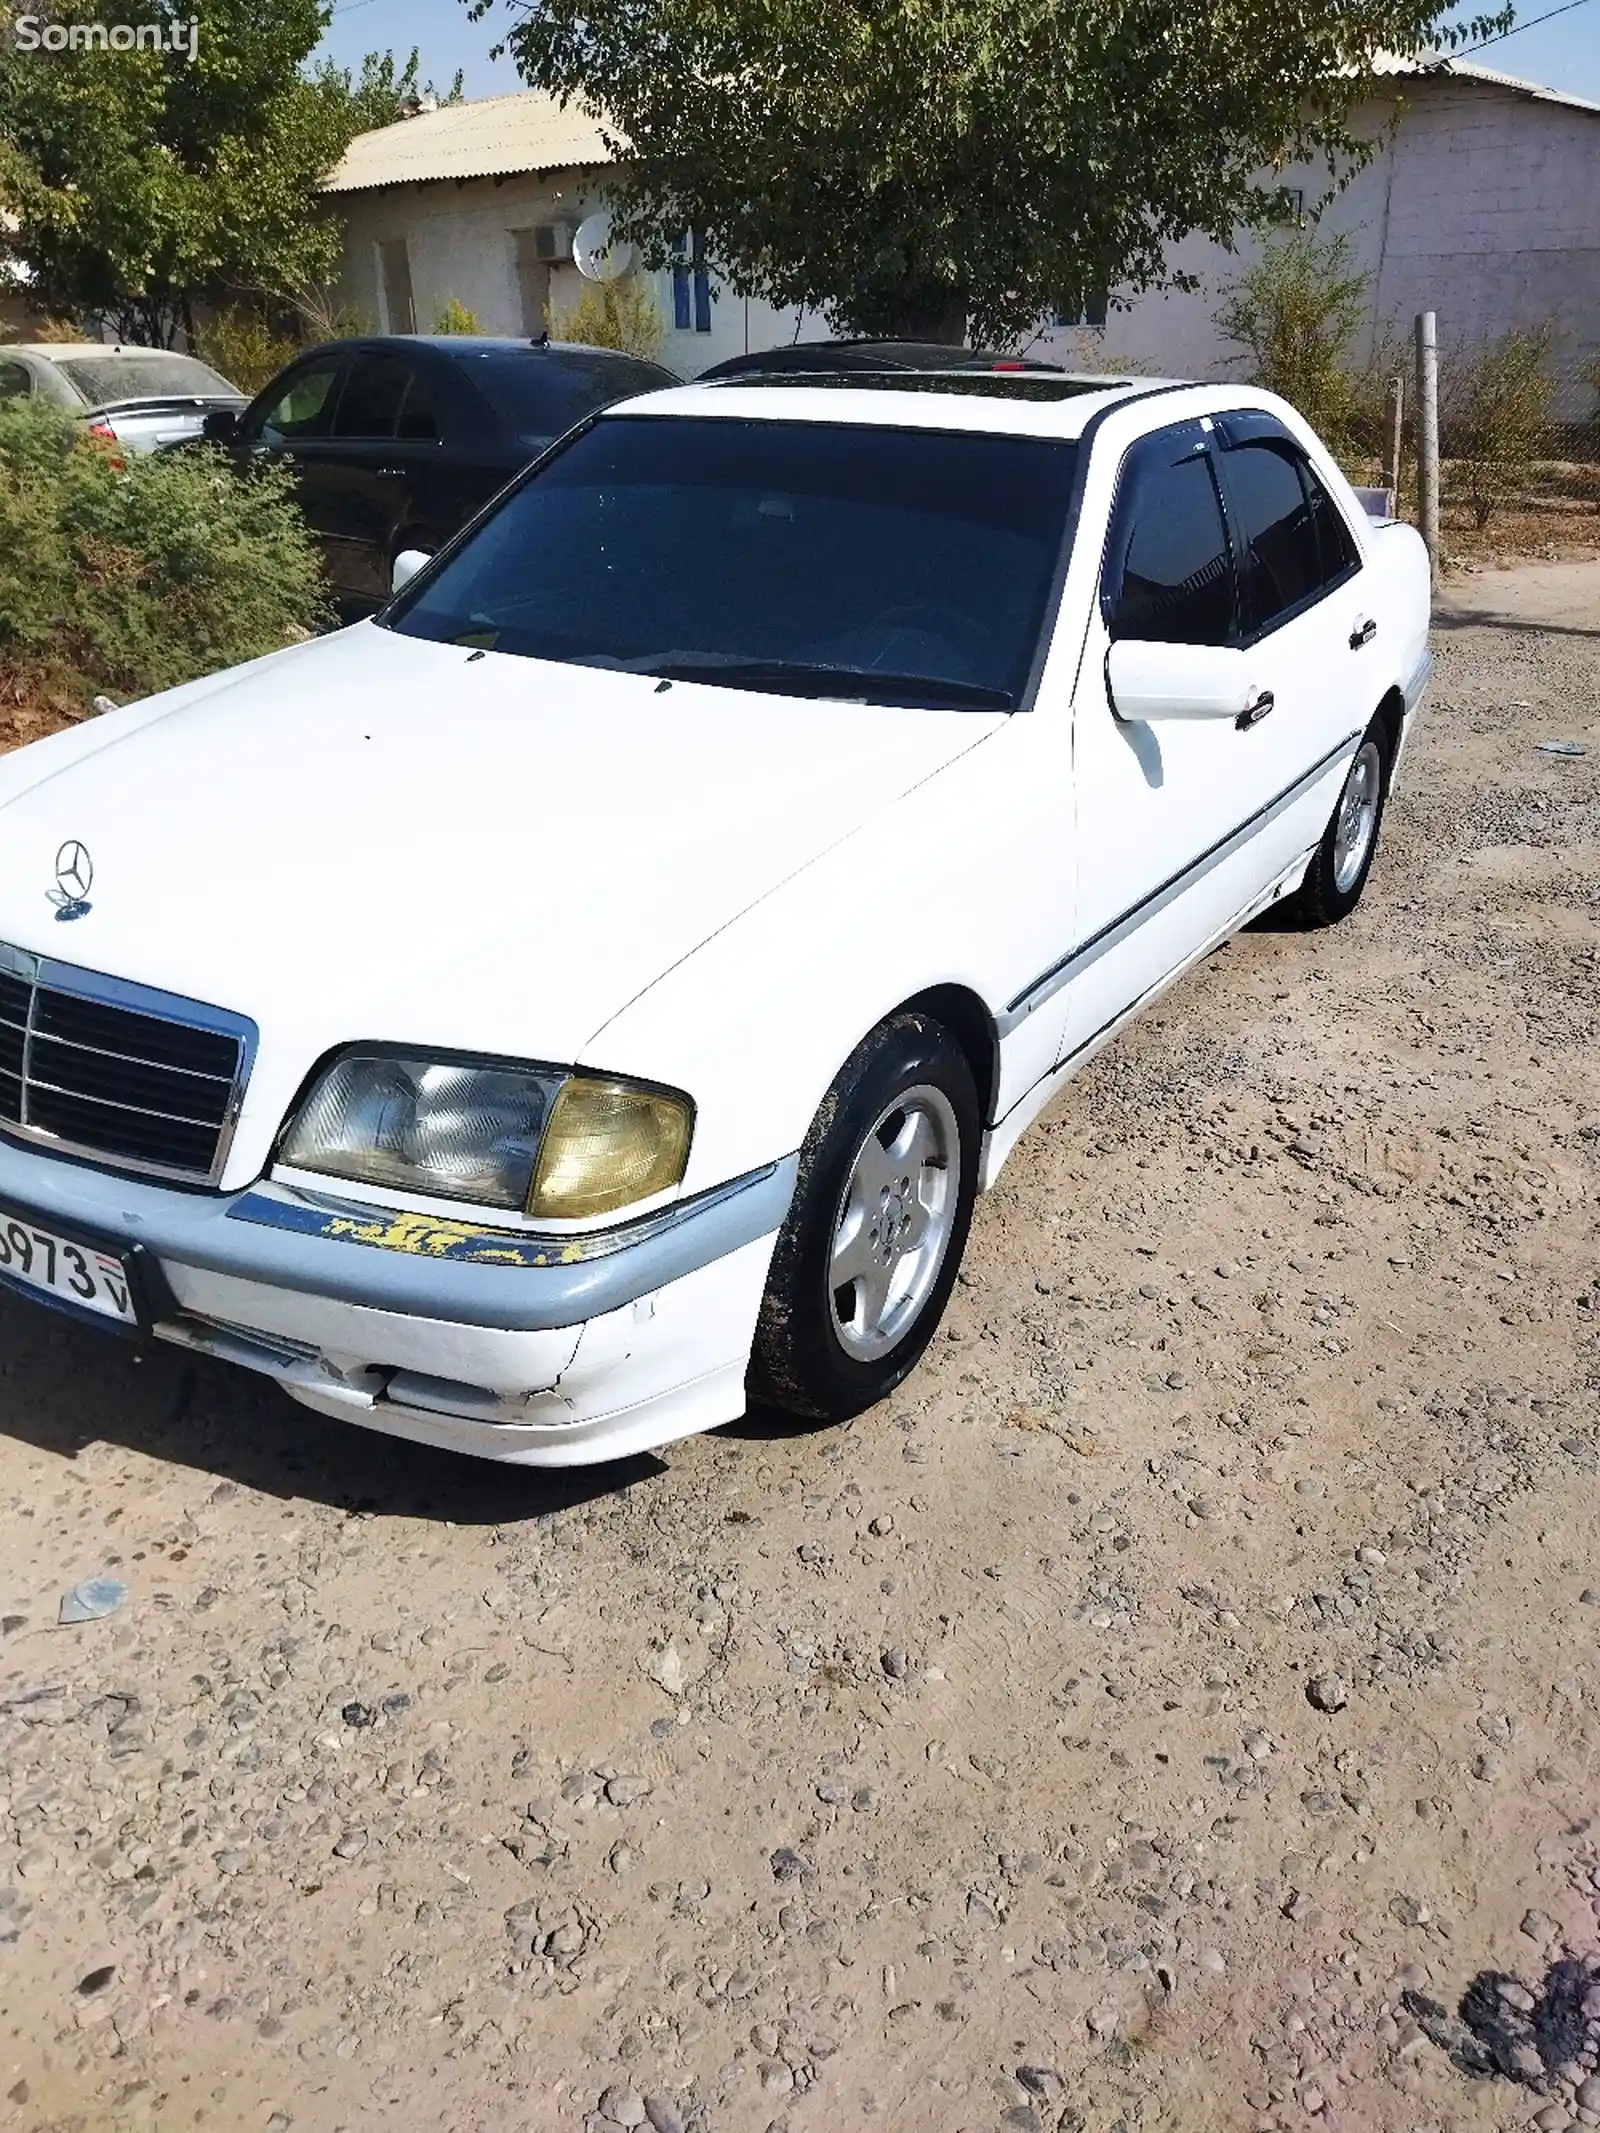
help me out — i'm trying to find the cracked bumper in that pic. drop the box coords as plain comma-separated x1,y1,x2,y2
0,1135,796,1464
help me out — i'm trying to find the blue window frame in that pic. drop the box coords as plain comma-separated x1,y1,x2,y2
671,231,712,334
1049,289,1109,330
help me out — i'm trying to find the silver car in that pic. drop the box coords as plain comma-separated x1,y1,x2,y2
0,342,246,452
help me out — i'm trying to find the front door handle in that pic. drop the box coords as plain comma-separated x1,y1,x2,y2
1349,616,1377,649
1236,688,1275,731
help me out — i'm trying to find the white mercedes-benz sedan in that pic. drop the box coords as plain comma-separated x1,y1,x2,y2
0,371,1431,1464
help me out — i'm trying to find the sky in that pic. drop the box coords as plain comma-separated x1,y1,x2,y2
313,0,1600,110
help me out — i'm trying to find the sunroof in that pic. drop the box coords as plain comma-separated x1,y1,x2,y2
706,371,1131,402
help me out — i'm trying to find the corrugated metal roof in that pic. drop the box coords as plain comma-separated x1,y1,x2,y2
320,89,618,195
1372,50,1600,117
319,54,1597,199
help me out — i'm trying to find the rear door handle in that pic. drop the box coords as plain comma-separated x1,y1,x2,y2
1349,616,1377,649
1236,688,1274,731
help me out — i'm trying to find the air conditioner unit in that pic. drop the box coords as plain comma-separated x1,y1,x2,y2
533,222,572,264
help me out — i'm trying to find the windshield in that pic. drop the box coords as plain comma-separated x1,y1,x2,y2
52,353,238,407
383,414,1078,708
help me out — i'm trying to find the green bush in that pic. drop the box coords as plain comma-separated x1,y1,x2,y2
194,305,300,397
1215,229,1370,453
1441,326,1557,528
432,296,482,334
0,399,330,719
549,281,666,362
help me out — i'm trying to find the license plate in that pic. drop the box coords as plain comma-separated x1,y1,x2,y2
0,1207,138,1326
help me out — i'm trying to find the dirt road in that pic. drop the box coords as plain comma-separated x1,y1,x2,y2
2,562,1598,2133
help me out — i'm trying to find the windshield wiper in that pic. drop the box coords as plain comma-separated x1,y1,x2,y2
639,658,1013,709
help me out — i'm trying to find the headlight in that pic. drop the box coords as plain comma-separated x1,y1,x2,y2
527,1076,693,1221
278,1053,692,1220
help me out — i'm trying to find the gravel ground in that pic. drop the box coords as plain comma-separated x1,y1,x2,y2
2,562,1598,2133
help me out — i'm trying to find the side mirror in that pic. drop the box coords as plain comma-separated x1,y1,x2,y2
391,548,431,595
1106,638,1257,724
201,407,239,444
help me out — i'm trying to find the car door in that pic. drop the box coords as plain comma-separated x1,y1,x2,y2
236,351,351,590
379,357,475,586
320,348,418,606
1211,412,1373,800
1060,416,1309,1063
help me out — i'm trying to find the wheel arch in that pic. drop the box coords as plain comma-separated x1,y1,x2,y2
1375,685,1405,760
895,983,1000,1127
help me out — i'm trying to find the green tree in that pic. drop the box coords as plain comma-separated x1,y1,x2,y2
471,0,1511,345
0,3,461,346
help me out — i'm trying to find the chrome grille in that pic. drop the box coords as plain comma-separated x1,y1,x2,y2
0,944,255,1186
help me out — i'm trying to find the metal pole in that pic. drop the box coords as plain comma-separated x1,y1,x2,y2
1414,312,1439,575
1384,372,1405,501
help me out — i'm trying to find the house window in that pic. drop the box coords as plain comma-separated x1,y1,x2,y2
512,230,552,338
1274,187,1306,227
1049,289,1108,331
671,231,712,334
377,237,416,335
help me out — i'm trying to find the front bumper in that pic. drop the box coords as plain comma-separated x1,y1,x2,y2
0,1134,796,1464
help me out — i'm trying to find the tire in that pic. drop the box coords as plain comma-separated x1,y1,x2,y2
749,1013,980,1423
1283,714,1394,928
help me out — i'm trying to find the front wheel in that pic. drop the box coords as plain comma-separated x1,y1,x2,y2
1284,718,1393,927
749,1013,980,1422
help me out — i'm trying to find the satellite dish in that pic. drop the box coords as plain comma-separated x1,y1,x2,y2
572,211,637,284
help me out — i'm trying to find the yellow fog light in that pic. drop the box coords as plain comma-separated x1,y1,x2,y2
527,1077,693,1221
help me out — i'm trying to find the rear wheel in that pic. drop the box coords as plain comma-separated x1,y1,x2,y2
1284,717,1393,927
749,1013,979,1422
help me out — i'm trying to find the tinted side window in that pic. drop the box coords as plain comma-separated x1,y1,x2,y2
1108,445,1234,647
1225,442,1322,633
0,361,30,401
397,368,440,441
257,359,344,444
1304,467,1359,586
332,354,411,439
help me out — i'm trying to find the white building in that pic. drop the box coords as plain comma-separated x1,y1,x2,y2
319,89,822,376
1037,56,1600,418
321,56,1600,412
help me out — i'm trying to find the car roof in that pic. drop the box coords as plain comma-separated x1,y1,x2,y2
596,374,1204,440
699,339,1067,379
5,342,205,360
313,335,667,363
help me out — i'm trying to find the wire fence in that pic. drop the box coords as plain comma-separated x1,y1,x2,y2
1344,340,1599,557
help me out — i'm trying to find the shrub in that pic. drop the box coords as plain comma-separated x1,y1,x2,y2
1441,325,1557,528
432,297,482,334
1215,229,1370,451
1,313,81,344
194,305,299,396
0,399,329,721
550,280,665,362
289,283,372,345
